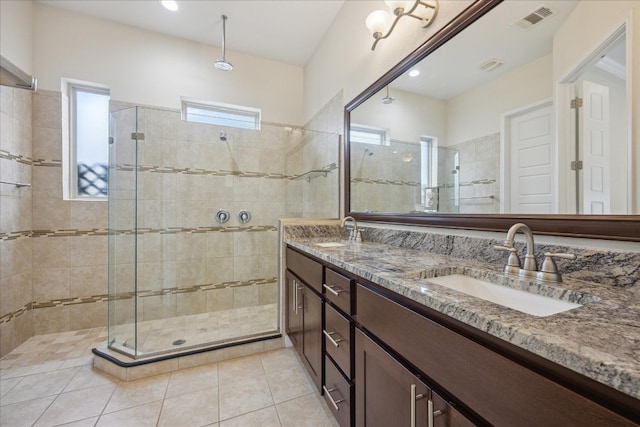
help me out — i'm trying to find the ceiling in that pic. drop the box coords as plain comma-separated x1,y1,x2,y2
35,0,345,67
392,1,582,100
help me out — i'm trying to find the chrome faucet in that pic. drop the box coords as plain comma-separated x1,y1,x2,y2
494,223,576,282
341,216,361,242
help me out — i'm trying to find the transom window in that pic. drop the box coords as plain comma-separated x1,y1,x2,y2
182,99,261,130
350,124,390,146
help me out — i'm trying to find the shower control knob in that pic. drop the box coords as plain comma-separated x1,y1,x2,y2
215,209,230,224
238,210,251,224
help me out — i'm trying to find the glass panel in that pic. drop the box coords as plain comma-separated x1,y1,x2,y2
108,105,340,358
108,106,139,356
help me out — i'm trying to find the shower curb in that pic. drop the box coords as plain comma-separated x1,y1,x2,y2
92,334,282,381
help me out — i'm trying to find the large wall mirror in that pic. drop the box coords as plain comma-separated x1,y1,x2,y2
345,0,639,241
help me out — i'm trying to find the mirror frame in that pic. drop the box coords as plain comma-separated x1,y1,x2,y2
344,0,640,242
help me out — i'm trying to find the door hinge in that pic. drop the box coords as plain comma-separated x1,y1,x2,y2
571,160,583,170
570,98,583,109
131,132,145,141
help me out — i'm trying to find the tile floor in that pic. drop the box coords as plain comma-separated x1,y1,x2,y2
0,328,339,427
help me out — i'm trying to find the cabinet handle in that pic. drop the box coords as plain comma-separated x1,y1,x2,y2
428,399,443,427
293,281,303,314
323,283,344,296
323,385,344,411
323,330,344,347
410,384,425,427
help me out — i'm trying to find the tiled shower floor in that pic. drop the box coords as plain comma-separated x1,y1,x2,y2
0,327,339,426
112,304,279,356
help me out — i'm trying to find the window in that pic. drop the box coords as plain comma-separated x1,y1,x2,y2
66,82,110,199
182,98,261,130
350,124,389,146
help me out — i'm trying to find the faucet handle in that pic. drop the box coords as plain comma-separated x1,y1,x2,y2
541,252,577,273
493,245,521,268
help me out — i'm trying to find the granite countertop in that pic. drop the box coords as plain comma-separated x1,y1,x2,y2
285,236,640,400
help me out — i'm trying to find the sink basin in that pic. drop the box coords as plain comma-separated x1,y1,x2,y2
315,242,346,248
425,273,582,317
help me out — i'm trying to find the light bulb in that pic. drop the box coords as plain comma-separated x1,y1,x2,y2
366,10,392,38
160,0,179,12
384,0,415,15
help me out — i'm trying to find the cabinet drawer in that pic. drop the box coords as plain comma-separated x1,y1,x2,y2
286,247,323,293
324,268,354,315
325,303,352,378
324,356,353,427
357,283,637,426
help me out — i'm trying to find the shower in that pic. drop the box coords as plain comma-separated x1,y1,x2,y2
214,15,233,71
103,105,340,360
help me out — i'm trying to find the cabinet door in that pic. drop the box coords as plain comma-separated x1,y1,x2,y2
356,329,430,427
285,270,302,352
302,285,323,392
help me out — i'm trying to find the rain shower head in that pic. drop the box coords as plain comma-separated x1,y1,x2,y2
214,15,233,72
220,130,227,141
381,86,394,104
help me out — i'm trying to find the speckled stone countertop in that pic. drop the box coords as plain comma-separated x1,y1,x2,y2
284,229,640,400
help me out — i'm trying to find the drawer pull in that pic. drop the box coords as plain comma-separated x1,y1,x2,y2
323,385,344,411
428,399,443,427
410,384,425,427
323,283,344,296
323,330,344,347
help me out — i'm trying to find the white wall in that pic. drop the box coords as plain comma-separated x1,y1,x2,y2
0,0,33,73
303,0,474,123
445,54,553,146
553,0,639,212
351,87,446,144
31,3,303,125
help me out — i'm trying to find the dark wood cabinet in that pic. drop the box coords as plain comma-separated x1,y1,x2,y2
355,329,473,427
285,248,323,393
286,245,638,427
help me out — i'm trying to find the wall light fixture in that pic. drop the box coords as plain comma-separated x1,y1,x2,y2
366,0,439,50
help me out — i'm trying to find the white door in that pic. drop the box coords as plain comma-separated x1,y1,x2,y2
579,80,611,214
508,104,555,214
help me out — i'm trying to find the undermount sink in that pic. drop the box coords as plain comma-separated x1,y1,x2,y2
422,271,585,317
315,242,346,248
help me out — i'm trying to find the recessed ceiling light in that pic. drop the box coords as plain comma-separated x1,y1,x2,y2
160,0,179,12
408,69,420,77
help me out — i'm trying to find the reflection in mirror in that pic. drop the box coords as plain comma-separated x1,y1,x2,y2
349,0,635,216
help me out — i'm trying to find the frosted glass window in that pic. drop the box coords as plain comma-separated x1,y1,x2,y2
71,85,110,197
182,99,261,130
350,125,389,146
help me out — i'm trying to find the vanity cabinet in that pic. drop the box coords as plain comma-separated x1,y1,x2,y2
357,282,638,427
356,329,472,427
285,248,323,392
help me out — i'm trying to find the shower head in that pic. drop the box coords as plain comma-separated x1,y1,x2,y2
215,15,233,72
220,130,227,141
381,86,394,104
364,148,374,156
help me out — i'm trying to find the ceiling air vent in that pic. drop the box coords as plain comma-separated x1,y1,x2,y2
479,58,504,72
512,5,557,30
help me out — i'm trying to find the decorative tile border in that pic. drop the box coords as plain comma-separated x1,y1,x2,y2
0,149,62,167
1,225,277,241
350,178,496,188
0,277,277,325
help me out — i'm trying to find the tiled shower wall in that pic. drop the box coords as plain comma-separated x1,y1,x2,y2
0,89,341,357
350,139,422,213
1,86,34,356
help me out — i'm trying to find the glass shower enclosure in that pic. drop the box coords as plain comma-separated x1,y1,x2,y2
107,105,339,358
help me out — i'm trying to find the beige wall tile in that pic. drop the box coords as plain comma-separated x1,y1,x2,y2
32,91,61,130
32,196,70,230
32,236,69,269
0,311,33,358
70,235,107,267
68,301,107,330
176,291,206,316
32,126,62,160
32,267,69,301
32,306,70,335
233,285,258,308
69,265,107,297
70,201,108,229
